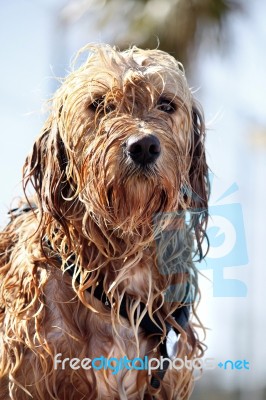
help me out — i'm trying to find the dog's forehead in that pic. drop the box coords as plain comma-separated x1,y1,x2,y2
85,47,190,98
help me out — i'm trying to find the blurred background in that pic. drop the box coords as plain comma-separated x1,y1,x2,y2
0,1,266,399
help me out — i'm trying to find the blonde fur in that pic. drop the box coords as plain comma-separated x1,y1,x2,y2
0,44,208,399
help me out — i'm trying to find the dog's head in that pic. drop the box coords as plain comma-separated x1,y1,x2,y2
24,44,208,255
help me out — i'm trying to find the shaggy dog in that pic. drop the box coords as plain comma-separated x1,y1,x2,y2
0,44,208,400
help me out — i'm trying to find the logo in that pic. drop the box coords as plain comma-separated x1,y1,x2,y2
200,175,248,297
154,174,248,298
53,354,250,374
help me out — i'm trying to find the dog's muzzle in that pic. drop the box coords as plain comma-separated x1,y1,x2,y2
126,134,161,166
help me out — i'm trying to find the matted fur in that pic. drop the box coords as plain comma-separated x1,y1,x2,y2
0,44,208,400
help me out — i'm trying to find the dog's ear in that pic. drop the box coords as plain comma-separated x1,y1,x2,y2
23,112,79,232
187,103,209,259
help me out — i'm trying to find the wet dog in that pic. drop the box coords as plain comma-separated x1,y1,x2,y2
0,44,208,399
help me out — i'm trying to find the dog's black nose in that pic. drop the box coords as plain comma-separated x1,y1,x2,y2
126,134,161,165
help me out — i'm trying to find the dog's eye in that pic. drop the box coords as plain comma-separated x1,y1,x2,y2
157,98,176,114
105,103,116,113
89,98,103,112
89,98,115,114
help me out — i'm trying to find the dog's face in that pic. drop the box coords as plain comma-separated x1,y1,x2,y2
25,44,208,241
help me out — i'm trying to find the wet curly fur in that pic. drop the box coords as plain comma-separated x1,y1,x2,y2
0,44,208,399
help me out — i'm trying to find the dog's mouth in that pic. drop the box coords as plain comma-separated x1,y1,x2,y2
124,161,160,179
106,171,168,213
